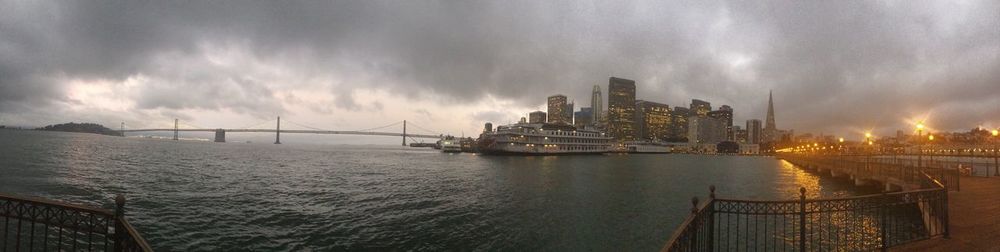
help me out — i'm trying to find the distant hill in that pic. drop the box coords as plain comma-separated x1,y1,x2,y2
37,122,122,136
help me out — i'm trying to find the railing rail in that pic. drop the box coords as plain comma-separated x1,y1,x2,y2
662,155,951,252
1,193,153,252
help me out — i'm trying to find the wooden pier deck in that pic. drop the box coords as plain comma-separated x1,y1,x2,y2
892,176,1000,251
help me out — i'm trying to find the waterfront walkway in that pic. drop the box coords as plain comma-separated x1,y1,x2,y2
892,176,1000,251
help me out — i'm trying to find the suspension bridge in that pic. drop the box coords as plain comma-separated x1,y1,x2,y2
119,117,444,145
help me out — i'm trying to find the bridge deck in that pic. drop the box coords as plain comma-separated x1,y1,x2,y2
891,176,1000,251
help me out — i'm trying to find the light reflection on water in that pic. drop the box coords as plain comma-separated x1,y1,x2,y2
0,130,876,251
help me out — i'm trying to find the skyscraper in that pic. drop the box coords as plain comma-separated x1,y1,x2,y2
574,107,592,128
670,107,690,140
690,99,712,117
591,85,603,125
708,105,734,140
763,91,777,142
529,111,547,124
608,77,636,141
688,116,727,144
635,100,671,141
565,101,574,125
547,95,569,124
746,119,762,144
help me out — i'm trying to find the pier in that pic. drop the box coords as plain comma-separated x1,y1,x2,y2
662,153,963,251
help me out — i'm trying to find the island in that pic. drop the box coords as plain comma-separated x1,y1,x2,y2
37,122,122,136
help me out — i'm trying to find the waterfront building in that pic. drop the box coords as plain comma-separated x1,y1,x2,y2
547,95,569,124
608,77,636,141
574,107,593,128
529,111,547,124
763,91,778,142
635,100,671,141
690,99,712,117
591,85,603,126
746,119,762,144
670,107,690,140
708,105,734,140
478,123,612,155
688,115,727,144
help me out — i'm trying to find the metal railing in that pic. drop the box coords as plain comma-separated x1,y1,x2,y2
1,194,152,252
663,155,951,252
785,154,961,191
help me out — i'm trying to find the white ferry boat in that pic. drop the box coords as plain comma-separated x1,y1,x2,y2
440,136,462,153
477,123,613,155
624,141,671,153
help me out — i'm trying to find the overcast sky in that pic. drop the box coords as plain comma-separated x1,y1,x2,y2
1,1,998,141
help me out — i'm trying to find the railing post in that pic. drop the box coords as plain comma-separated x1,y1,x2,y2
799,187,806,252
114,195,126,251
689,197,699,250
880,191,888,251
942,188,950,239
707,186,716,252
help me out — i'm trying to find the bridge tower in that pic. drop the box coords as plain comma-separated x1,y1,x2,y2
214,129,226,143
274,116,281,144
120,122,125,137
402,120,407,146
173,119,179,140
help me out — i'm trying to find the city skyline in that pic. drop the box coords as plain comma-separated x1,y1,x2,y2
1,1,999,140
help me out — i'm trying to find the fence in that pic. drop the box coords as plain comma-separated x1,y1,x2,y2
0,193,152,252
663,155,951,252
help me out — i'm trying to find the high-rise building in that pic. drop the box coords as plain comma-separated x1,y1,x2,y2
688,116,727,144
608,77,636,141
708,105,734,140
635,100,671,141
690,99,712,117
670,107,690,140
763,91,777,142
591,85,603,126
746,119,763,144
529,111,547,124
574,107,593,128
565,101,574,125
547,95,569,124
734,125,747,143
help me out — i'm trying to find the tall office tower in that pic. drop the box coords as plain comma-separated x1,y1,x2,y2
763,91,777,142
565,101,574,125
670,107,691,140
708,105,734,140
746,119,762,144
574,107,593,128
734,126,747,143
635,100,671,141
529,111,547,124
688,116,727,144
608,77,636,141
690,99,712,117
547,95,569,124
591,85,603,125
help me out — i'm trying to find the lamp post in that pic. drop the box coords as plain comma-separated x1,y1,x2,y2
993,129,999,176
865,132,873,167
916,122,924,168
839,137,844,155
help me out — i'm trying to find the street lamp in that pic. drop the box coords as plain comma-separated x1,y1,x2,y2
992,129,999,176
916,122,925,168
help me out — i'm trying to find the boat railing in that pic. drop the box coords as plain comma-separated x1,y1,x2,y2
1,193,153,251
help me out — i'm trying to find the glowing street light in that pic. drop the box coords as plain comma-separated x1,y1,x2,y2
839,137,844,143
993,128,999,176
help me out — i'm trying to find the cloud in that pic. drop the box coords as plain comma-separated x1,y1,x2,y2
0,0,998,137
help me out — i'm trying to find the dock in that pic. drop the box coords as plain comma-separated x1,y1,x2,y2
891,176,1000,251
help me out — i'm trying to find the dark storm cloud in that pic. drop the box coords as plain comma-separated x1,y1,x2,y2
0,0,998,134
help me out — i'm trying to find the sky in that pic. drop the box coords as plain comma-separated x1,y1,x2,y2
1,0,998,141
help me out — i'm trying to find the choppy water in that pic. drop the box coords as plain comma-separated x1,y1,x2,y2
0,130,872,251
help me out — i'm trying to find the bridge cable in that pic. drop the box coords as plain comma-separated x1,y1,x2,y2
282,119,329,131
235,119,275,130
405,121,441,135
352,121,402,132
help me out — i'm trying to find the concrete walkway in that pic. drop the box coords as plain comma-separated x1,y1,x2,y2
892,176,1000,251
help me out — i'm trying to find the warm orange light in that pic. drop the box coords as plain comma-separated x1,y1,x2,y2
868,141,873,145
813,143,818,147
992,129,999,137
865,132,872,138
928,135,934,141
916,122,925,130
838,137,844,143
